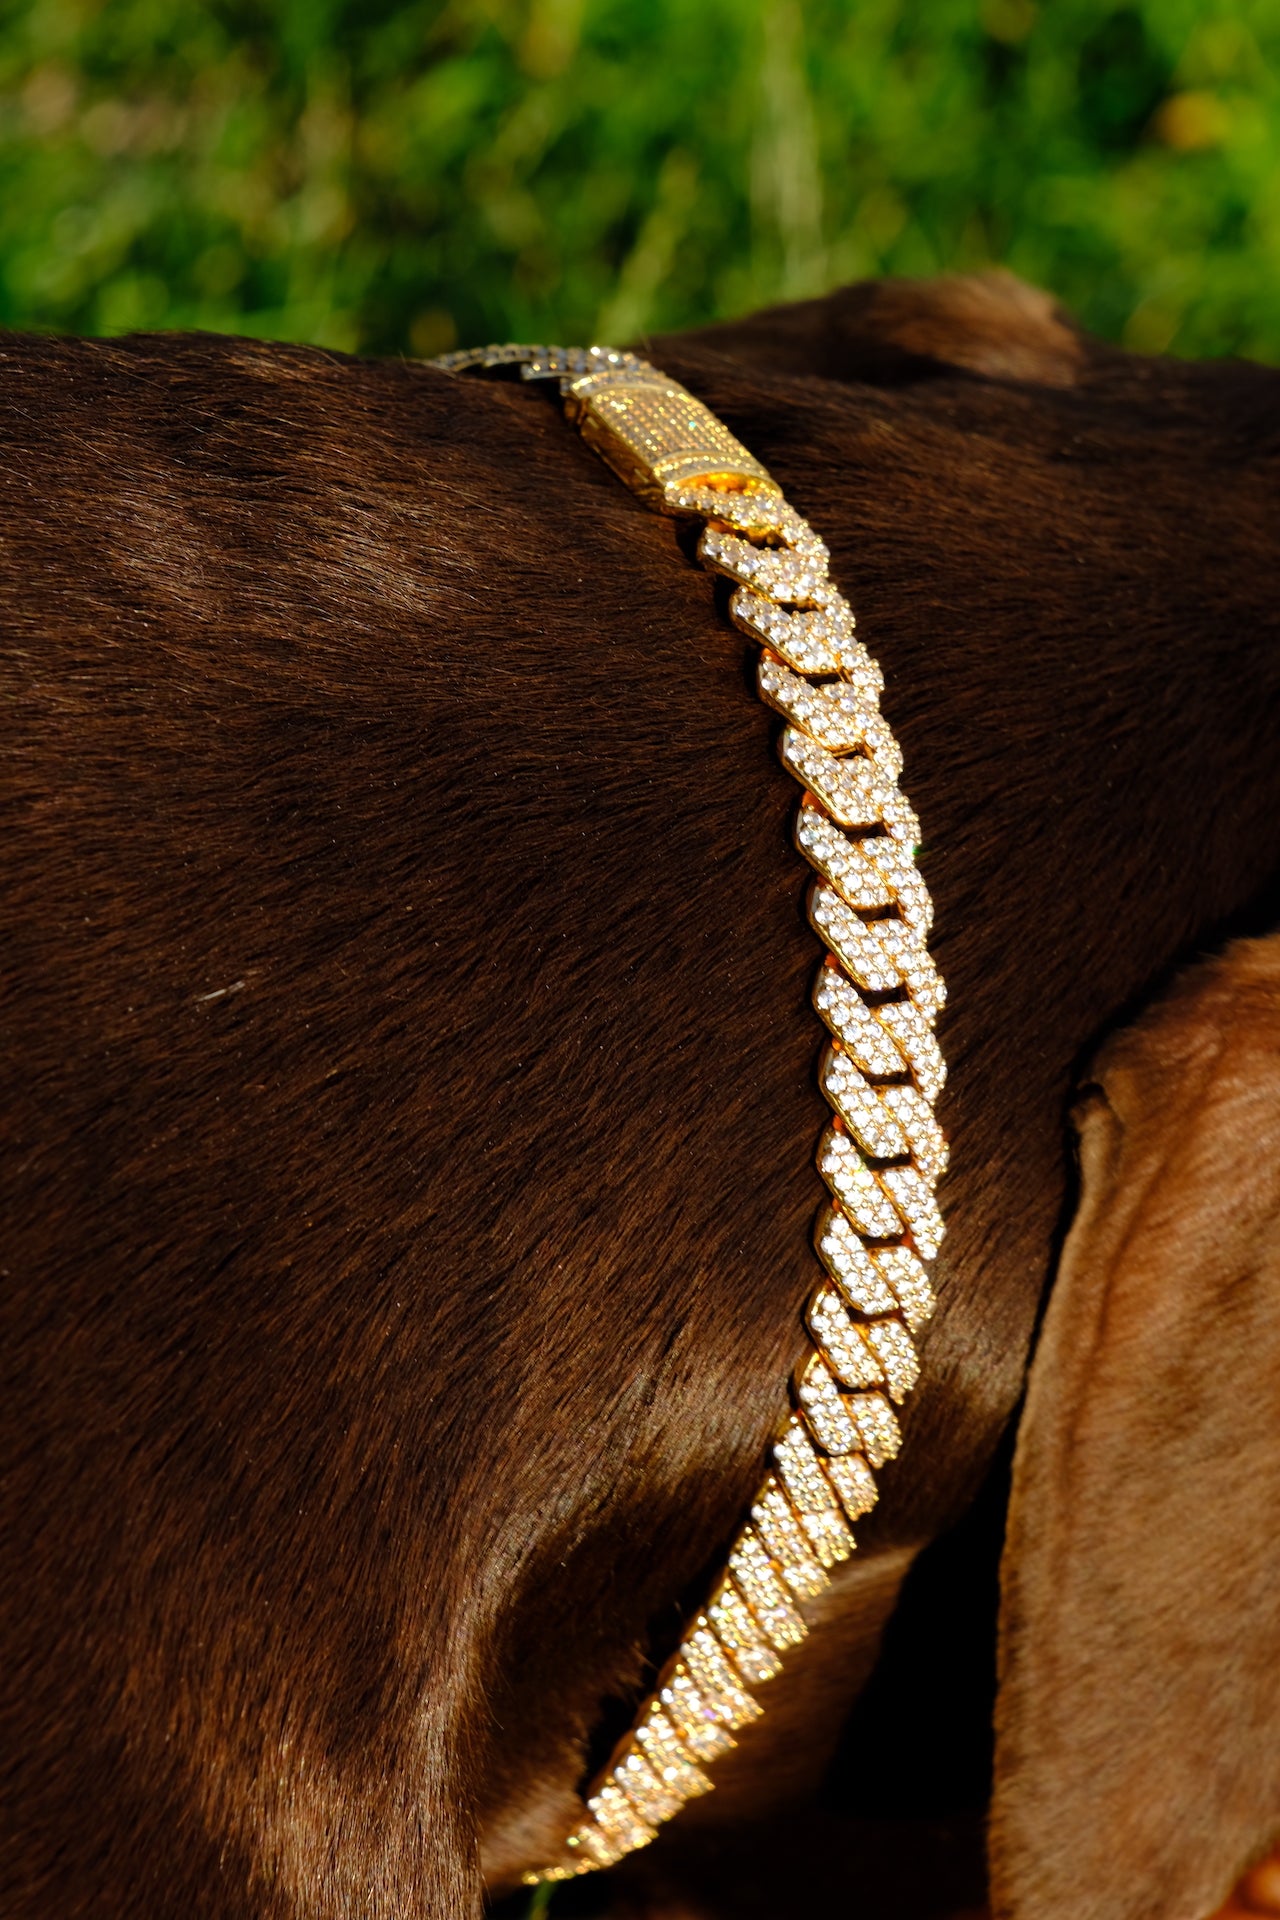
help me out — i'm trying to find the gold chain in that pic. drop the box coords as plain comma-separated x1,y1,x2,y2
432,344,947,1881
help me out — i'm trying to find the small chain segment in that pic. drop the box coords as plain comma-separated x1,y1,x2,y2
431,344,946,1882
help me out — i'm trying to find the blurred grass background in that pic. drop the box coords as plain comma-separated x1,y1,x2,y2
0,0,1277,361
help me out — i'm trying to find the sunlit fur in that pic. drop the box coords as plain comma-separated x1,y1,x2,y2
2,277,1279,1917
994,935,1280,1920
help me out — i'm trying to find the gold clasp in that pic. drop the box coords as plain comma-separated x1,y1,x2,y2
562,363,781,512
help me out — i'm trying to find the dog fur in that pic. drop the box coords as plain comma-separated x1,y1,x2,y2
992,936,1280,1920
1,276,1279,1917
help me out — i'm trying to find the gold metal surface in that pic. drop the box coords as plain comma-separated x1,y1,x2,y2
563,364,780,507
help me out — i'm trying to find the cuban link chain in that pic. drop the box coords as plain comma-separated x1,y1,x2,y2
432,343,947,1882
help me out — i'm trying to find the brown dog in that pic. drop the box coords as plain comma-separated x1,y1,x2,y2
1,276,1278,1918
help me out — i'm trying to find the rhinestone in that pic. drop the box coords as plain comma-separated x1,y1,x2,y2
860,714,903,779
878,1166,945,1258
634,1706,713,1798
862,1318,920,1402
796,1351,861,1454
799,690,889,764
813,1116,903,1238
846,1391,902,1467
819,1064,911,1161
701,529,833,607
682,1629,764,1728
813,979,906,1082
774,1415,844,1515
660,1669,739,1760
814,1200,901,1311
797,820,935,942
879,1085,949,1182
781,730,919,840
808,1284,885,1391
797,804,894,907
665,486,826,556
759,655,895,759
750,1479,829,1598
706,1578,784,1684
492,363,956,1884
881,873,932,941
798,1500,856,1566
862,837,935,937
616,1750,686,1824
813,902,943,1020
877,1000,946,1097
733,590,871,679
795,805,931,934
872,919,947,1019
825,1450,879,1521
811,886,904,994
872,1245,937,1332
585,1782,656,1854
571,1824,626,1868
818,981,907,1083
432,341,551,373
728,1527,808,1649
841,657,888,702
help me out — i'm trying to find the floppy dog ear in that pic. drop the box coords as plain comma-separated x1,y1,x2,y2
667,269,1083,389
990,936,1280,1920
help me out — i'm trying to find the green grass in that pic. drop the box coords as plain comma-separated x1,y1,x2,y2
3,0,1275,359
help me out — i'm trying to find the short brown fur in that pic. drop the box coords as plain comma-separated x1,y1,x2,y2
992,936,1280,1920
2,277,1279,1916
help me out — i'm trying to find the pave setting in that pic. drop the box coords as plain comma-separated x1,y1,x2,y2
432,342,947,1882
